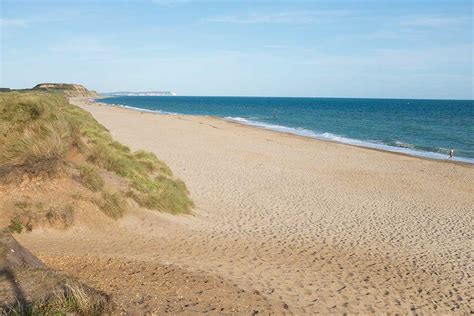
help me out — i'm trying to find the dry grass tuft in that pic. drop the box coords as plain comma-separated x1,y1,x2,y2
78,164,104,192
94,191,126,219
7,218,23,234
0,93,72,173
4,281,110,315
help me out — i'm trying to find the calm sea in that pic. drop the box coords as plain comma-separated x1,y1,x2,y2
100,96,474,164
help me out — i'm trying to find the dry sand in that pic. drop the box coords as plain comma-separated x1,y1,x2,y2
18,98,473,314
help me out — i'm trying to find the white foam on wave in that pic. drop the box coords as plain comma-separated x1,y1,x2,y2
225,117,474,164
96,101,474,164
394,141,416,149
108,103,179,116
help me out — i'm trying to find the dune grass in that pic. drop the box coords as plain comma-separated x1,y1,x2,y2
7,218,23,234
4,280,110,315
78,164,104,192
0,93,73,172
93,191,126,219
0,91,193,215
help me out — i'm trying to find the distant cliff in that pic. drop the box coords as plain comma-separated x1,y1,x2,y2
103,91,177,97
33,83,98,98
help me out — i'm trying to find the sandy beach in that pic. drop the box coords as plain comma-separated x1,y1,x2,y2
17,98,473,314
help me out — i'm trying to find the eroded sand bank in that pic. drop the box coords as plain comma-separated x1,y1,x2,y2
18,99,473,314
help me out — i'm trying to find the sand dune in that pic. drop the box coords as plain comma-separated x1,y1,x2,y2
18,99,473,314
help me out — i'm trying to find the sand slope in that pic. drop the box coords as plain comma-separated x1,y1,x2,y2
18,100,473,314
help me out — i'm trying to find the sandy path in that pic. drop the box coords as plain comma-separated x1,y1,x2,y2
19,100,474,314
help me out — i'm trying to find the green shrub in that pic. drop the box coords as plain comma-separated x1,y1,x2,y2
8,218,23,233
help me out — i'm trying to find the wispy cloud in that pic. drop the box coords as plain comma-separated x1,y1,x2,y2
151,0,191,7
0,14,79,30
263,44,288,49
206,10,352,24
297,45,473,74
399,15,470,28
49,38,109,55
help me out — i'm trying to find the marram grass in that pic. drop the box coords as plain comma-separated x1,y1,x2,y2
78,164,104,192
0,91,193,215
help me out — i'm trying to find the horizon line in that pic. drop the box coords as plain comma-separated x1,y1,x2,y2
99,93,474,101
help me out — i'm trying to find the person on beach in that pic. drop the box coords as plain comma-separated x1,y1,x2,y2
449,148,454,159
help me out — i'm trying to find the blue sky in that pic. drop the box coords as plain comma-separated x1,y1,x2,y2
1,0,472,99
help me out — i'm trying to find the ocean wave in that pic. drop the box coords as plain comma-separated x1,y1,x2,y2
94,101,474,164
224,117,474,164
107,103,179,116
394,141,416,149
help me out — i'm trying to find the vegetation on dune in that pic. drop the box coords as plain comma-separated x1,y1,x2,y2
0,91,193,219
6,199,75,233
0,229,111,315
33,83,78,91
7,218,23,234
78,164,104,192
32,83,99,98
4,281,110,315
0,91,118,315
93,191,126,219
0,93,74,172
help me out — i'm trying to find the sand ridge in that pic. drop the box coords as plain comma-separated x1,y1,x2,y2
18,99,474,314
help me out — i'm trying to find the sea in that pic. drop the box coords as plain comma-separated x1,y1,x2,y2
99,96,474,164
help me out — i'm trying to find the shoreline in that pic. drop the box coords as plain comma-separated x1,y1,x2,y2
223,117,473,167
20,97,473,314
84,98,473,167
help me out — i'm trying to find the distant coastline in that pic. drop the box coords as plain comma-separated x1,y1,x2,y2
101,91,176,97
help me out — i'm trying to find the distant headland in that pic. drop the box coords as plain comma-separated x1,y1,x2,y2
1,83,98,98
33,83,98,98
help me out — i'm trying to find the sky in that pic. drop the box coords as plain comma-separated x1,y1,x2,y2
0,0,473,99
